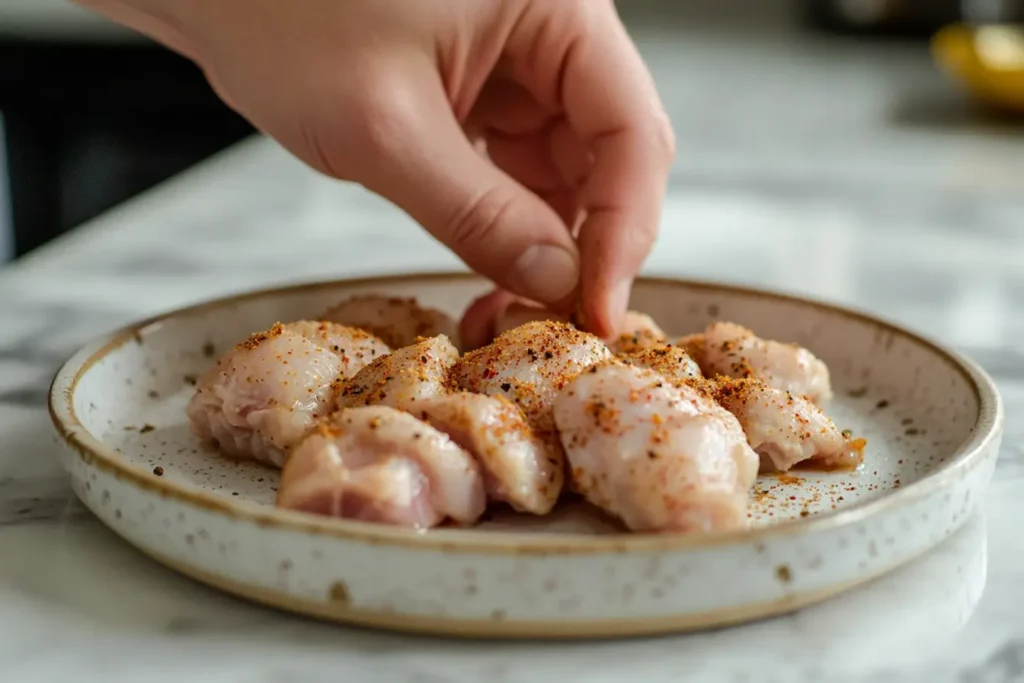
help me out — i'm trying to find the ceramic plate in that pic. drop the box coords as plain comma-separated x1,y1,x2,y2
48,274,1003,638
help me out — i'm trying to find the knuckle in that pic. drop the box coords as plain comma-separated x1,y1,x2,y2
445,186,517,251
356,98,409,156
347,72,417,155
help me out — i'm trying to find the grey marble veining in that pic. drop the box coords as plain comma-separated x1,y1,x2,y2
0,10,1023,683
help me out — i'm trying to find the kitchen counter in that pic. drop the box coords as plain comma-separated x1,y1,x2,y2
1,13,1023,683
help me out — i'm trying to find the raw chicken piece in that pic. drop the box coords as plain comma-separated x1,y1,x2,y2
418,392,563,515
451,320,612,442
282,454,437,525
611,344,855,473
493,302,568,338
708,378,864,472
187,323,343,467
675,333,706,368
287,320,391,378
337,335,457,412
619,344,703,383
689,322,833,404
491,302,667,355
606,311,668,355
553,361,758,533
277,406,486,527
322,295,461,350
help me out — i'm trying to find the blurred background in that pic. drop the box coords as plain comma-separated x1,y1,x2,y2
1,0,1023,265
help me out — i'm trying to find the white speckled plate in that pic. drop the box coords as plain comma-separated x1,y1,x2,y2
48,274,1003,638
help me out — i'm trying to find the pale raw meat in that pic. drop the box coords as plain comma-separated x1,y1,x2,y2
418,392,563,515
553,361,758,533
623,340,860,471
451,320,612,443
618,344,703,383
337,335,458,413
186,323,343,467
322,295,461,350
493,302,567,338
709,378,864,472
491,303,668,355
675,333,706,368
277,406,486,527
687,322,833,404
606,311,668,355
287,320,391,378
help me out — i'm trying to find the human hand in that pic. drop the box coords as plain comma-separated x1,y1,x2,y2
76,0,675,339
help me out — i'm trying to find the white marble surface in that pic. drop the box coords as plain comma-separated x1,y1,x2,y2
2,11,1024,683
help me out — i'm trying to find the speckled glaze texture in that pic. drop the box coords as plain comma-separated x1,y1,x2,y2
48,274,1003,637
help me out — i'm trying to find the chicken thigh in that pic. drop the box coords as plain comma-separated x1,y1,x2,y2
710,378,864,472
322,295,461,350
688,322,833,404
337,335,458,412
187,323,343,467
492,302,568,338
417,392,562,515
287,320,391,377
619,344,703,383
675,333,706,368
277,405,486,527
606,311,669,355
451,321,612,443
491,302,669,356
553,361,759,533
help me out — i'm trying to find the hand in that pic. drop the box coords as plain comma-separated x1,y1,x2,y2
76,0,675,339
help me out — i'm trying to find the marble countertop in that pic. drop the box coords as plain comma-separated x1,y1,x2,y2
2,13,1023,683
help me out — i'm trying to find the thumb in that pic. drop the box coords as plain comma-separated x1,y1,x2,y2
357,72,580,308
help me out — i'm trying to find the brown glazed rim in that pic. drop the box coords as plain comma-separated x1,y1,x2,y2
48,272,1005,556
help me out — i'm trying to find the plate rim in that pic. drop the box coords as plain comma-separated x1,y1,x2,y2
48,271,1005,556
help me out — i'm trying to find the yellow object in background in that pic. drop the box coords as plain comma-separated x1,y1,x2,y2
932,23,1024,113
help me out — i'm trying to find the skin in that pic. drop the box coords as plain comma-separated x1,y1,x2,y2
74,0,675,339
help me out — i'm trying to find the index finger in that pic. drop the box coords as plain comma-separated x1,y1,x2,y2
506,1,675,337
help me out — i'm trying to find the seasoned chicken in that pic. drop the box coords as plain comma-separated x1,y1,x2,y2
451,320,612,443
418,392,562,515
553,361,758,533
322,295,461,350
337,335,457,412
619,344,703,383
277,406,486,527
493,302,567,338
492,302,668,356
675,333,706,368
688,322,833,404
606,311,668,355
187,323,343,467
287,320,391,378
709,378,864,472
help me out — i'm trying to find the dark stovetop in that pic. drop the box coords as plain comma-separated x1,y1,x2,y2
0,39,254,260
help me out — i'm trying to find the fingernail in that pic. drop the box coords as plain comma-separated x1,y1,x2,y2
512,244,579,305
